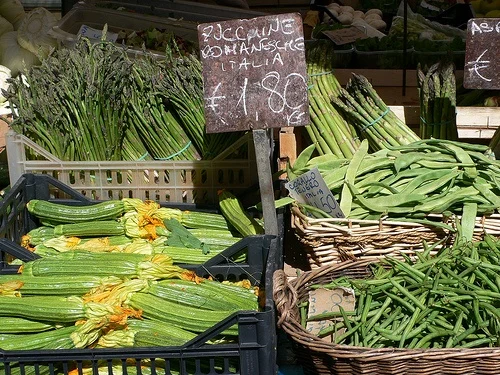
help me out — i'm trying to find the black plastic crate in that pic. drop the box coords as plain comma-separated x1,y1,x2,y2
0,173,283,375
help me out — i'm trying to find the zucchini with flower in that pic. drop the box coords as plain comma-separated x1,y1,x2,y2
0,248,260,351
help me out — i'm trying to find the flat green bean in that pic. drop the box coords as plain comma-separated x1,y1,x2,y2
394,151,460,172
467,150,500,167
418,139,490,153
412,169,460,196
355,169,394,191
473,181,500,208
292,143,317,171
399,168,456,195
340,139,369,217
361,191,426,210
415,159,475,169
306,154,343,167
441,142,478,179
357,181,400,196
346,182,416,214
414,186,479,213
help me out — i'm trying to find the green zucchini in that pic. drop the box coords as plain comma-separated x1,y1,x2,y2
53,221,125,237
27,199,125,224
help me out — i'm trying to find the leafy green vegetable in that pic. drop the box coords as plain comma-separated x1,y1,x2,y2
354,35,409,51
116,27,195,55
413,36,465,52
164,218,210,254
389,12,466,42
354,35,412,69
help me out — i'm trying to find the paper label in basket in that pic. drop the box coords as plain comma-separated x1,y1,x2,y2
285,168,344,218
322,27,367,45
306,287,355,342
78,25,118,43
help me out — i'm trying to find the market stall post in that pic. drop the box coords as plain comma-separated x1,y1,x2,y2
253,127,280,235
197,13,310,236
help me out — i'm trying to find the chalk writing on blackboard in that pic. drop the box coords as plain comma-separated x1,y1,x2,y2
464,18,500,89
465,49,492,82
198,13,309,133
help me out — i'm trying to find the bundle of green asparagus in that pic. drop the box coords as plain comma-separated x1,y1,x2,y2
417,61,458,141
305,42,361,158
7,37,245,162
331,73,420,151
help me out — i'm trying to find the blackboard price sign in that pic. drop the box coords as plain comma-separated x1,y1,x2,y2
464,18,500,90
197,13,309,133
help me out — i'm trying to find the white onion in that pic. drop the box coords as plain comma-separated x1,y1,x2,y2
0,31,39,77
17,7,58,59
0,0,25,29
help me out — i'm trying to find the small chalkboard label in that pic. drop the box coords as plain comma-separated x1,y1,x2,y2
285,168,345,218
464,18,500,90
198,13,309,133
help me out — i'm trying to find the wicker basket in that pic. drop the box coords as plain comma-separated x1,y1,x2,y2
273,260,500,375
291,206,500,268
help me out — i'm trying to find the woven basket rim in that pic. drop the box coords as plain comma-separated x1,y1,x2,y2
291,205,500,229
273,259,500,362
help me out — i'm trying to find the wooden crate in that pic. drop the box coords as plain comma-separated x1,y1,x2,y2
390,105,500,141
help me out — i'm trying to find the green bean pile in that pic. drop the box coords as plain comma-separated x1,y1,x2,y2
305,234,500,349
288,138,500,222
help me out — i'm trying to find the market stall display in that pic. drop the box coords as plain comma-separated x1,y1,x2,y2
284,137,500,266
87,0,268,22
50,4,199,51
2,2,259,204
1,0,500,373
